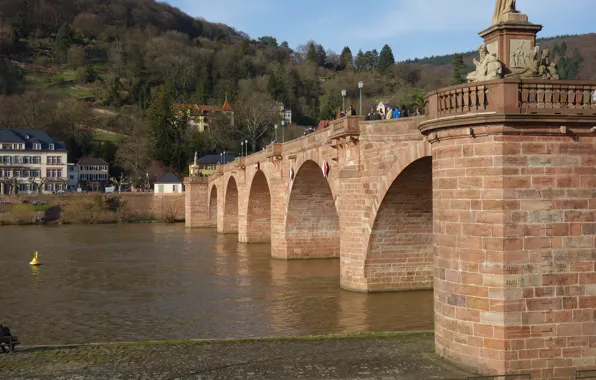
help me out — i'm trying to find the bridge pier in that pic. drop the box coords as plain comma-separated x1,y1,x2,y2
423,80,596,378
184,177,212,228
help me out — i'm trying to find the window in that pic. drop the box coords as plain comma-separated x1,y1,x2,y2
18,183,29,192
33,143,41,150
45,184,52,192
14,170,20,178
70,175,74,180
56,156,62,164
49,144,54,150
23,170,30,178
31,170,40,178
173,185,177,192
33,156,41,164
57,169,62,178
158,185,164,193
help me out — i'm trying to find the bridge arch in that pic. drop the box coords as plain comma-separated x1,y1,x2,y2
285,159,340,259
223,176,239,233
364,143,433,292
245,170,272,243
208,185,218,227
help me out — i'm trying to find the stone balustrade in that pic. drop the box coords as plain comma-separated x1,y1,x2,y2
425,79,596,120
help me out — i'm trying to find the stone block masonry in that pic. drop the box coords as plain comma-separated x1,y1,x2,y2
183,78,596,379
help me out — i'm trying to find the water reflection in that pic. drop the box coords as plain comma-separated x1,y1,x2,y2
0,224,433,345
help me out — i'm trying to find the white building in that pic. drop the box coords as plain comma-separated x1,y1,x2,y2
67,163,79,191
154,173,184,194
77,157,109,191
0,129,68,194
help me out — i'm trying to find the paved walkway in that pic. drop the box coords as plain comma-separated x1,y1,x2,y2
0,333,474,379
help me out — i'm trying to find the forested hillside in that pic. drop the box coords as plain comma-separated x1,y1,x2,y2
0,0,593,184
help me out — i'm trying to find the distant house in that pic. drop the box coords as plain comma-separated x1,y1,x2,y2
173,100,234,133
77,157,109,192
154,173,184,194
196,154,236,177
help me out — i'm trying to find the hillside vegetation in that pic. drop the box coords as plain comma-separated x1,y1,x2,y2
0,0,594,183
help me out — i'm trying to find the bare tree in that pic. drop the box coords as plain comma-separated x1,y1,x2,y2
236,91,280,153
110,173,129,193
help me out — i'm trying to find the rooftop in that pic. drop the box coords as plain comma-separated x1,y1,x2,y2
197,154,236,165
77,157,109,166
0,128,67,151
155,173,183,184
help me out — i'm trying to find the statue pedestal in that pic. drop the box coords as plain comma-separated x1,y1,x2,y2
478,14,542,75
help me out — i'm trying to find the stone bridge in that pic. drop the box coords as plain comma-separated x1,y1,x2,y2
186,79,596,378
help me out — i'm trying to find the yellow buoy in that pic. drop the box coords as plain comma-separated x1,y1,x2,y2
30,251,41,266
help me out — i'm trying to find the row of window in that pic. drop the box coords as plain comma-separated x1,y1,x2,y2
1,169,41,178
80,165,108,171
14,183,64,192
0,168,65,178
0,143,54,150
0,156,65,164
80,174,108,181
47,156,63,164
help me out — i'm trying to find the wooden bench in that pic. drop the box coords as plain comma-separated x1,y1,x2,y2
0,336,20,353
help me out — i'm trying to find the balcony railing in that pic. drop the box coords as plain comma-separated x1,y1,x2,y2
425,79,596,119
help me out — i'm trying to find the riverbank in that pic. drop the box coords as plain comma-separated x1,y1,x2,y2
0,193,184,225
0,332,473,379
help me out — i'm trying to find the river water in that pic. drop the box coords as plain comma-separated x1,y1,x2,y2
0,224,433,345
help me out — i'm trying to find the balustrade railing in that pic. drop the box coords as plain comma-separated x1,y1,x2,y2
519,82,596,112
435,84,491,117
425,79,596,119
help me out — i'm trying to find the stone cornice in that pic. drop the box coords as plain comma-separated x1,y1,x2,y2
419,113,596,135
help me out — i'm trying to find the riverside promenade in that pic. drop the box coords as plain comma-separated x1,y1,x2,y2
0,333,473,379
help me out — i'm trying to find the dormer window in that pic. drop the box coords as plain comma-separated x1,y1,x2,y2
49,144,55,150
33,143,41,150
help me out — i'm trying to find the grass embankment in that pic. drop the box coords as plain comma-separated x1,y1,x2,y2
0,195,182,225
23,70,94,100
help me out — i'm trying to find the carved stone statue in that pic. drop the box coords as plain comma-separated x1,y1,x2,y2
194,151,198,166
493,0,517,24
506,47,560,80
467,44,503,83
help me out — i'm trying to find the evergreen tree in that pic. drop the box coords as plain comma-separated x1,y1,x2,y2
316,44,327,67
54,24,73,63
0,59,23,95
450,54,467,85
193,68,210,105
553,43,583,80
365,49,379,71
354,49,366,71
306,42,318,64
148,86,186,173
377,44,395,74
339,46,353,71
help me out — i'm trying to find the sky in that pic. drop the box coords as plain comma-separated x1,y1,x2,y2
166,0,594,61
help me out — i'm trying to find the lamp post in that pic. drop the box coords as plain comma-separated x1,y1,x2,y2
219,152,223,164
358,80,364,116
341,88,347,114
241,141,244,157
274,124,278,143
245,139,248,155
281,120,286,143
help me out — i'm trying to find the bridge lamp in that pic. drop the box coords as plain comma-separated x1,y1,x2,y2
281,120,286,143
245,139,248,155
341,88,347,114
274,124,278,143
241,141,244,157
358,81,364,116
